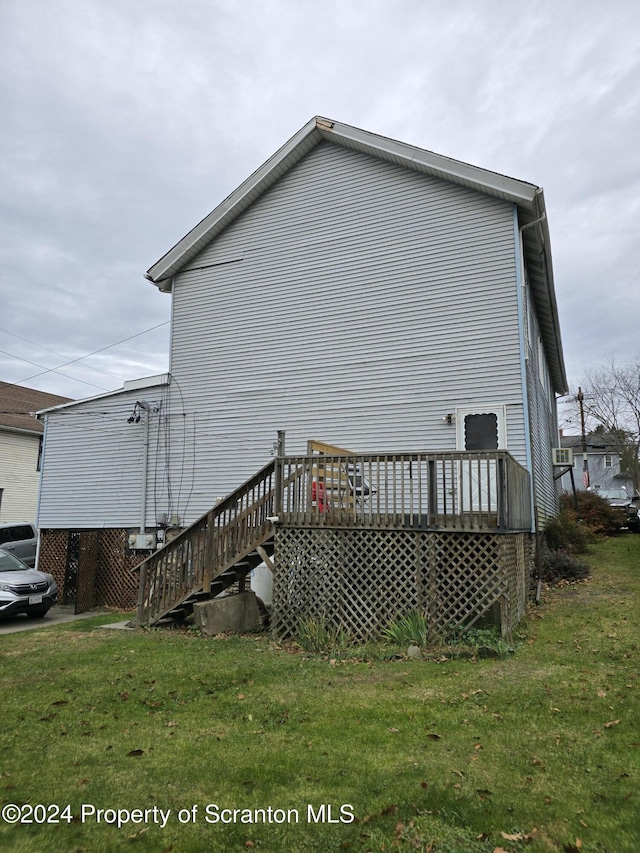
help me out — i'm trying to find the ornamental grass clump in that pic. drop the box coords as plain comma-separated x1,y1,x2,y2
382,610,428,648
296,615,348,653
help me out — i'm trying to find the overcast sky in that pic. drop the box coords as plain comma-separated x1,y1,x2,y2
1,0,638,407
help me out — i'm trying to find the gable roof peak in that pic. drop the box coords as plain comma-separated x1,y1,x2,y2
146,115,541,287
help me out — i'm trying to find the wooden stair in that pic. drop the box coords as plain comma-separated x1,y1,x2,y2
155,538,274,625
132,461,276,628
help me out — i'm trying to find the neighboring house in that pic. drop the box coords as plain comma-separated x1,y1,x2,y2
559,433,635,496
0,382,71,523
37,117,567,632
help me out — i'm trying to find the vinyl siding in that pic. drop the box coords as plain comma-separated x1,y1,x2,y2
37,386,168,529
524,284,560,522
164,142,526,522
0,431,41,522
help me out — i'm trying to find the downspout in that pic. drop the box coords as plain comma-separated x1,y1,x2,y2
513,206,536,533
34,413,48,569
138,401,151,534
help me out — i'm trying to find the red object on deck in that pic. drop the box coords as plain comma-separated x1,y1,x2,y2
311,481,328,512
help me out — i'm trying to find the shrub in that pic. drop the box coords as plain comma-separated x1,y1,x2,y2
541,548,590,584
544,490,620,553
561,490,622,536
543,512,591,554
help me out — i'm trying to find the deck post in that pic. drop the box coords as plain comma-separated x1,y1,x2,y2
497,456,507,529
427,458,437,528
274,430,285,517
136,561,147,628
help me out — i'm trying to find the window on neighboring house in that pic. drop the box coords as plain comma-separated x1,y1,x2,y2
604,455,612,468
37,437,43,472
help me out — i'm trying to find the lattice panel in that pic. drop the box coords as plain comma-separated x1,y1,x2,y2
423,533,505,638
272,529,421,641
339,530,420,638
75,532,99,613
38,528,143,613
272,528,532,642
38,530,70,594
501,534,529,634
97,529,142,611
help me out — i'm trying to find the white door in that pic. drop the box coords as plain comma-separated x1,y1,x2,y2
456,407,507,514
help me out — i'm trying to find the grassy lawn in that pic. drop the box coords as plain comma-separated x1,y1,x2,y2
1,536,639,853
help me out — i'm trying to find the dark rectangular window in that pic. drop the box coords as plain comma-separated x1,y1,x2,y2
464,413,499,450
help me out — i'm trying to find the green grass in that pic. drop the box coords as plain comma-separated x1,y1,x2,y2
1,535,639,852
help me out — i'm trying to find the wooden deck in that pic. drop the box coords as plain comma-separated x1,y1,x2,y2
133,449,532,628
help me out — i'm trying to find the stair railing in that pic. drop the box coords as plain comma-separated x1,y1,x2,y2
134,460,275,627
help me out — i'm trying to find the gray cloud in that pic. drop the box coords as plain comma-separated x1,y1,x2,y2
1,0,638,399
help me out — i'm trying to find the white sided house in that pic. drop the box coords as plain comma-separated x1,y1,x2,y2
37,117,567,634
0,382,71,524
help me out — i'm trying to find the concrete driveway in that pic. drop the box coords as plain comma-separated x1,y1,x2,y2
0,605,102,635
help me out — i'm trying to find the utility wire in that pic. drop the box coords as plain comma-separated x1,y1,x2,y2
0,326,122,381
14,320,170,386
0,348,112,392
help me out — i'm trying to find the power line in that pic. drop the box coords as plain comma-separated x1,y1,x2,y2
0,348,112,392
14,320,170,386
0,327,122,381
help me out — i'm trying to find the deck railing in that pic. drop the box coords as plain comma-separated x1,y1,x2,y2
133,449,531,627
276,451,532,532
133,461,276,627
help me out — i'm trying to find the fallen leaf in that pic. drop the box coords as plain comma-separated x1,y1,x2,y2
244,841,254,848
77,779,89,787
420,781,428,789
237,694,245,700
388,727,400,733
452,770,465,779
604,719,620,728
501,830,537,841
426,733,442,740
474,743,483,750
381,805,398,816
477,789,492,799
128,827,148,840
167,721,178,727
597,690,606,698
126,749,144,757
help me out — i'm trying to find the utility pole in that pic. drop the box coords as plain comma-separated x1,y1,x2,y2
577,387,589,489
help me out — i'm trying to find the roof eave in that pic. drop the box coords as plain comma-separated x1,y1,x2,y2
146,117,323,287
520,191,568,396
145,116,542,289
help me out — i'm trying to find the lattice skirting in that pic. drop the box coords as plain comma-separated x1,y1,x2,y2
271,528,532,642
39,529,144,613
